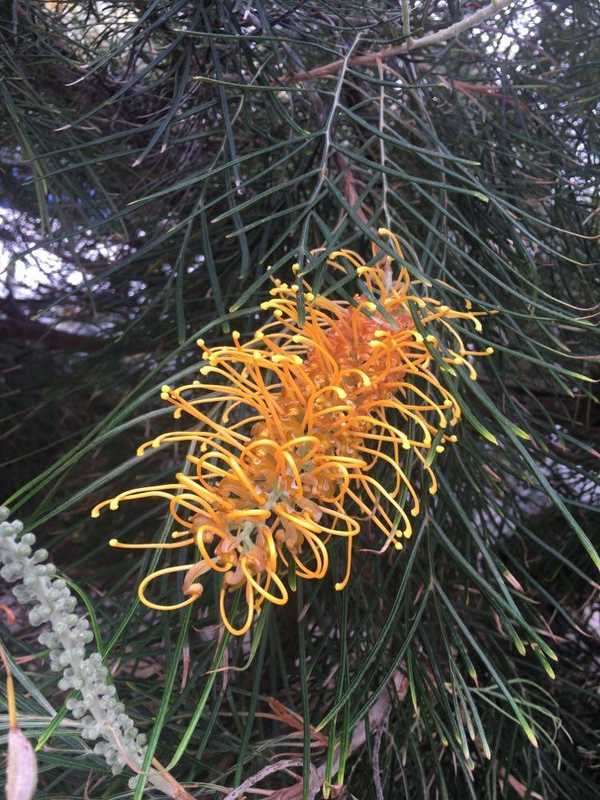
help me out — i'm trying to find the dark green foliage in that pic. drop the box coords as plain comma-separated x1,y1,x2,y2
1,2,599,798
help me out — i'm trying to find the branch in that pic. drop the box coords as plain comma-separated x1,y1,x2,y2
287,0,516,82
0,315,106,352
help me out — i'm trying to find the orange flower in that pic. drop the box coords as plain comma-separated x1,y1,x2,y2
258,228,492,516
92,349,362,635
92,229,492,634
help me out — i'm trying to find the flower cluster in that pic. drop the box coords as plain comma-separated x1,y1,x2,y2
0,507,148,776
92,230,492,635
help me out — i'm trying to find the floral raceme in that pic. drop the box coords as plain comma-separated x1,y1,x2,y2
92,230,492,635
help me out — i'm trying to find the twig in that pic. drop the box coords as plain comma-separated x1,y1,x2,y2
377,59,390,229
401,0,411,38
372,728,385,800
312,32,363,200
287,0,516,82
221,759,304,800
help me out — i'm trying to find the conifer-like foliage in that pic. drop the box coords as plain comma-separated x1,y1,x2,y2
1,1,599,798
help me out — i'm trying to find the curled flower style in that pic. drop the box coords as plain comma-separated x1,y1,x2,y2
92,229,492,634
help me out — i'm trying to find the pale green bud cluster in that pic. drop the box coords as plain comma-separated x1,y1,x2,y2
0,507,147,775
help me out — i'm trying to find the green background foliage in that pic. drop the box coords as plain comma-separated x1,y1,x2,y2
1,1,599,797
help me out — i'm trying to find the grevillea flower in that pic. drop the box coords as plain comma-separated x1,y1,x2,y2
92,229,492,635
